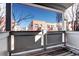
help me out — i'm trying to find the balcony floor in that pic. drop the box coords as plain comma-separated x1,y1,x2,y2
12,47,79,56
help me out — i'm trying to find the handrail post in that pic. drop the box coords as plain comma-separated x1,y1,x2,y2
8,32,11,56
64,31,66,46
6,3,11,56
6,3,11,31
42,30,47,51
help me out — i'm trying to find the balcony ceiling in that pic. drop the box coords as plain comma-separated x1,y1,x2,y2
35,3,73,11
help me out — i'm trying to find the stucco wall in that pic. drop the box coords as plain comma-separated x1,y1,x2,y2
66,31,79,53
0,32,9,56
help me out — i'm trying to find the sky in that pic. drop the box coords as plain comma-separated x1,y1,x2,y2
12,3,62,28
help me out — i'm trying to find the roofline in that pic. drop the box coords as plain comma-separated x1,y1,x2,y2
23,3,63,13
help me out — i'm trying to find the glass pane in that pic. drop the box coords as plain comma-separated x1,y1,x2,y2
11,3,63,31
0,3,6,32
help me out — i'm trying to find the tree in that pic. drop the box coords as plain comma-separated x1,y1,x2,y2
0,3,5,31
64,3,79,31
12,6,34,31
75,4,79,31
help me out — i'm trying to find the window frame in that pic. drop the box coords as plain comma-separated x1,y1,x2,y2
11,3,64,31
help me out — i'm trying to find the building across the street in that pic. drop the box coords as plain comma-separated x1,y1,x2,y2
11,20,23,31
28,20,62,31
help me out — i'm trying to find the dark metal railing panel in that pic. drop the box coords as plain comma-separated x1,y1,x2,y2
10,31,42,53
47,32,63,45
8,31,65,55
13,35,42,53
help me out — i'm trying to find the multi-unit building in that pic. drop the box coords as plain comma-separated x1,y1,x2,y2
11,19,23,31
28,20,62,31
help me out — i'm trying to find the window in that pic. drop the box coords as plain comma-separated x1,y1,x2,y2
34,24,38,27
50,25,53,30
11,3,63,31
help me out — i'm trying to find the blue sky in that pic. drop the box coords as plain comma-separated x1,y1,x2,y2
12,3,62,28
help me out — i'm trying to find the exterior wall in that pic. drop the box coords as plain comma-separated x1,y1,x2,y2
32,20,46,31
46,22,58,31
66,31,79,50
0,32,9,56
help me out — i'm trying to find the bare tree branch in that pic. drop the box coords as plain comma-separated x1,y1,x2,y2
17,13,34,23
